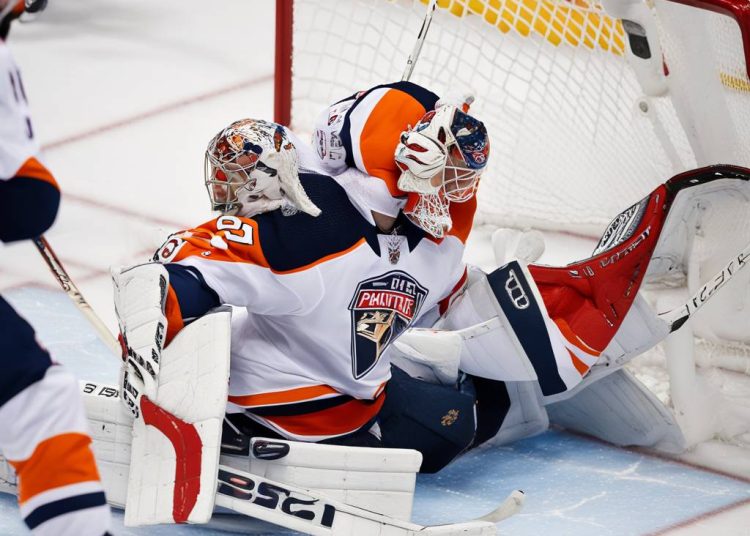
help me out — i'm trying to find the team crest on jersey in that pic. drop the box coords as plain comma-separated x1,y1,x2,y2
348,271,428,379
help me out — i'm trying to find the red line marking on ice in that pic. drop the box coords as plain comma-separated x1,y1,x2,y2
41,75,273,152
560,429,750,535
39,74,272,228
645,497,750,535
63,192,188,230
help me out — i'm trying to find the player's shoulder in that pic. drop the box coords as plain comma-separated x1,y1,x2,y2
253,172,377,271
355,81,440,111
160,173,378,272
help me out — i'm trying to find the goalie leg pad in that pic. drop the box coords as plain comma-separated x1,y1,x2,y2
221,435,423,522
441,264,595,395
125,307,231,526
546,368,687,453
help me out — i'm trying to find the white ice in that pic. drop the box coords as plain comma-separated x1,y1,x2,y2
1,1,749,534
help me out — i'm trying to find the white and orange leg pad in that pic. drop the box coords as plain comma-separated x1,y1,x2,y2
438,264,596,396
124,306,231,526
220,438,423,522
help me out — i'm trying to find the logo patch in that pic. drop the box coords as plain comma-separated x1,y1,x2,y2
348,271,428,379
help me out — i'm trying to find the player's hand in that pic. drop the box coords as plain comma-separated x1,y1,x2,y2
435,90,475,113
112,263,168,417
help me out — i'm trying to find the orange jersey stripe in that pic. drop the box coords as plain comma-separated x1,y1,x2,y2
229,384,341,407
447,195,477,244
173,221,271,268
174,221,367,275
439,268,468,315
360,89,429,195
9,432,101,504
261,393,386,437
16,157,58,190
272,238,367,275
164,284,185,346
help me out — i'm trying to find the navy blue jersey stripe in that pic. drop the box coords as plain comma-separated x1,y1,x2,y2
254,173,381,271
340,81,439,169
0,296,52,407
248,393,355,417
165,264,220,319
487,262,568,396
24,491,107,530
0,177,60,243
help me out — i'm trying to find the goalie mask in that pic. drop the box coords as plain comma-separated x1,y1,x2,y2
205,119,321,218
395,105,489,238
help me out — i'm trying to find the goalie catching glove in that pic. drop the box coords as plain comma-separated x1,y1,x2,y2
112,263,170,418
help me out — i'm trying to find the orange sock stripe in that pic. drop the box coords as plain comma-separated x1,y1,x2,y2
16,157,58,190
9,433,101,504
164,284,185,346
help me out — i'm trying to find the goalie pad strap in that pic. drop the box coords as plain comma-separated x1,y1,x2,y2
487,262,567,396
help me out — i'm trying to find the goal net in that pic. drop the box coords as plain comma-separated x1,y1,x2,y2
277,0,750,466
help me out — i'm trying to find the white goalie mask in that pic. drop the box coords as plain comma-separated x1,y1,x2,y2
204,119,321,218
395,105,489,238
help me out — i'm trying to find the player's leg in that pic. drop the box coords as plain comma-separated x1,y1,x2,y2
0,296,111,536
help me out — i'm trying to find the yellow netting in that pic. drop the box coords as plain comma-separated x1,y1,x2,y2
418,0,625,54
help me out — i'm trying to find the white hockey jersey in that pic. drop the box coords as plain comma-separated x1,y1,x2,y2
0,39,39,179
0,39,110,535
155,172,474,441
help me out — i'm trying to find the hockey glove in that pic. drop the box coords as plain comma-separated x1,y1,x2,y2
435,90,475,113
112,263,169,418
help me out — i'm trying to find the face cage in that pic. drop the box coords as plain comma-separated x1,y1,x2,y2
404,191,453,239
204,152,258,214
440,151,481,203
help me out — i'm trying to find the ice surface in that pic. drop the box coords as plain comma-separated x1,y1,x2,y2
2,287,750,535
2,0,750,534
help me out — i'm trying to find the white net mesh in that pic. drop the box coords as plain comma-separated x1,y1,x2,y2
290,0,697,236
287,0,750,460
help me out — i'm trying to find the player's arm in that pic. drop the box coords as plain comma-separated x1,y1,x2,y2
113,216,319,416
0,157,60,242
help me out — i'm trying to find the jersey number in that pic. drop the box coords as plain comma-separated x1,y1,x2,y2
8,69,33,140
217,216,254,245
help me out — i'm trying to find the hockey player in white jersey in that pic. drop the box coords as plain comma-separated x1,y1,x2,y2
118,110,494,474
114,85,750,490
0,2,111,534
309,81,750,452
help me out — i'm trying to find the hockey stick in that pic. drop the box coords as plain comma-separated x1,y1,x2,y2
32,235,121,356
215,463,524,535
402,0,437,81
659,240,750,332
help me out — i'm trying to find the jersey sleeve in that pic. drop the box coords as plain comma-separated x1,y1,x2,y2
315,81,439,193
0,44,56,243
0,157,60,243
154,214,325,318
